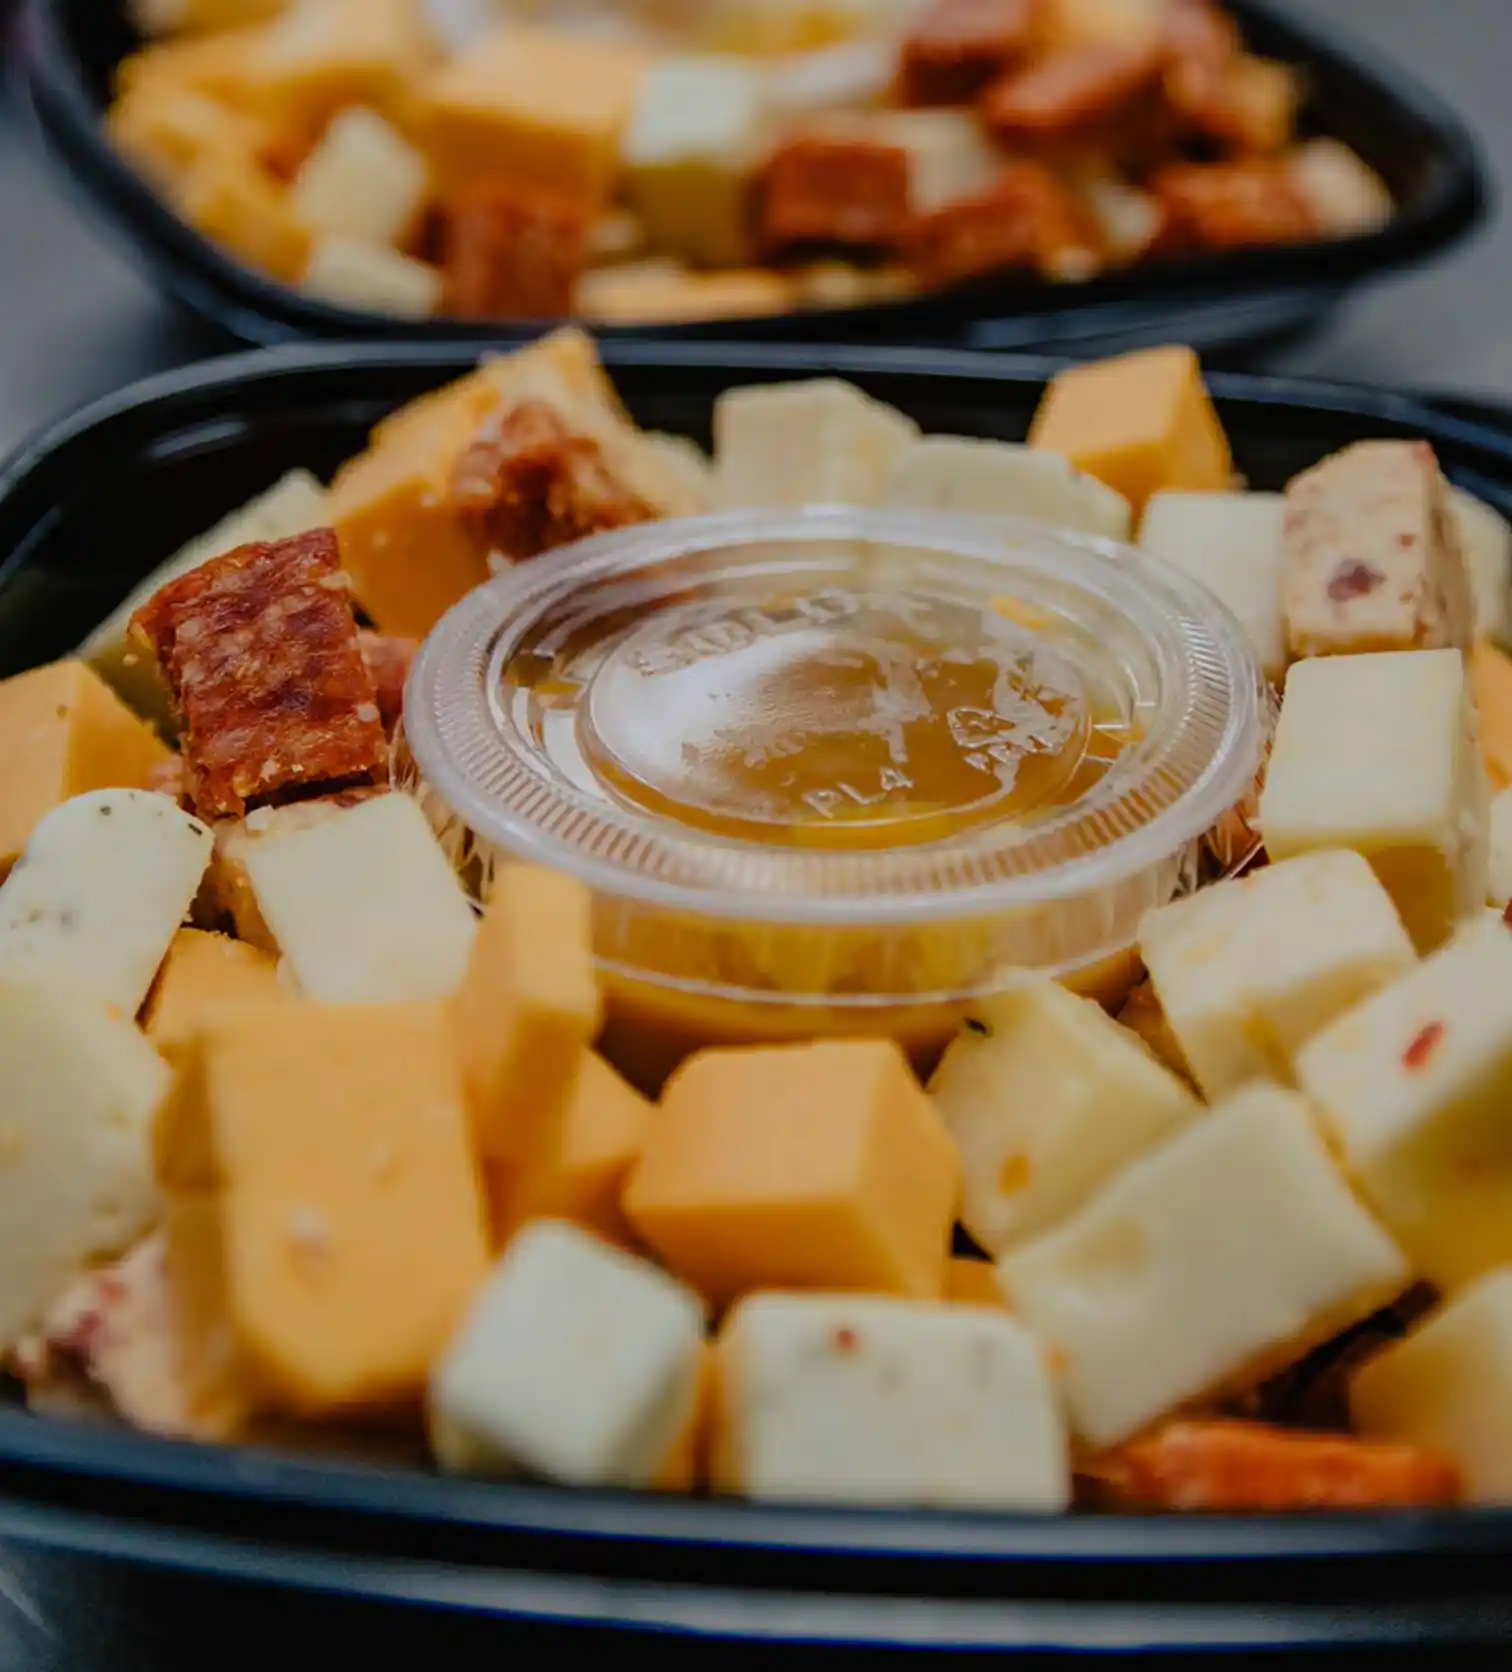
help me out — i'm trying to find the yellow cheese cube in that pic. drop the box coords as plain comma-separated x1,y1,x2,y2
622,1039,961,1310
115,27,275,109
946,1257,1009,1309
145,929,289,1055
158,1004,490,1416
1027,347,1234,514
109,84,279,195
130,0,288,34
1260,651,1490,953
0,661,171,877
1471,640,1512,793
414,27,651,206
176,148,312,282
1296,918,1512,1292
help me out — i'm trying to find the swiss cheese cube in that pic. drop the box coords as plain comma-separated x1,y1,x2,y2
714,379,920,510
0,980,170,1352
1489,787,1512,908
1351,1269,1512,1504
158,1003,489,1415
1295,918,1512,1292
145,928,288,1055
711,1293,1069,1510
1138,851,1418,1101
451,864,601,1165
928,977,1202,1257
1260,650,1490,953
884,437,1133,541
289,106,428,248
176,147,312,283
1026,347,1233,514
1000,1084,1409,1448
243,792,478,1005
1138,491,1286,682
0,789,212,1018
300,236,442,317
0,661,172,875
623,1039,960,1309
1471,640,1512,793
1453,488,1512,646
431,1220,705,1487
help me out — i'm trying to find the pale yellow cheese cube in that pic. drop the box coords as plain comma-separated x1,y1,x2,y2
299,236,442,317
289,107,429,249
884,438,1132,541
1138,851,1418,1102
1452,488,1512,647
1259,650,1490,953
999,1083,1409,1448
928,977,1202,1257
1296,917,1512,1292
252,0,437,137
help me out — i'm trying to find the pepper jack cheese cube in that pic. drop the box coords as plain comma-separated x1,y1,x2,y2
1351,1269,1512,1504
1260,651,1490,954
1295,918,1512,1293
1026,347,1233,514
929,977,1202,1257
145,928,288,1055
1282,441,1474,659
0,789,212,1018
289,107,429,249
883,438,1133,542
158,1003,489,1415
243,792,477,1005
299,236,442,318
1138,851,1418,1102
1000,1084,1409,1448
714,379,920,510
710,1293,1070,1510
1138,492,1286,683
431,1220,705,1487
1453,488,1512,646
0,661,172,876
623,1039,960,1309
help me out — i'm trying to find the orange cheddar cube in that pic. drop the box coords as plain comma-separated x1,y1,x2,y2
145,928,289,1055
451,864,602,1165
946,1255,1009,1308
115,27,274,110
0,660,172,877
622,1039,962,1310
157,1004,489,1417
1473,641,1512,794
176,148,312,283
652,1342,717,1494
109,85,287,195
1028,346,1234,513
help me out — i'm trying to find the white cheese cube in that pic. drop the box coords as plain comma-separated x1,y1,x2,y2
1452,487,1512,647
712,1292,1070,1511
290,107,429,248
764,39,897,120
884,438,1132,542
0,980,170,1351
623,57,767,270
1259,650,1489,953
1289,139,1393,240
1000,1084,1409,1448
1139,492,1286,682
1138,851,1417,1102
1295,917,1512,1292
300,235,442,318
714,379,920,510
243,791,477,1004
1490,786,1512,908
855,109,1003,215
929,976,1202,1257
0,790,212,1017
431,1220,706,1488
1351,1269,1512,1504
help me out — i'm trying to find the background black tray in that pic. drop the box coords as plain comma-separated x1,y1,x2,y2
14,0,1489,357
3,342,1512,1651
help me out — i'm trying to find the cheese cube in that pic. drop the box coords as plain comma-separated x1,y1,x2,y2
1289,138,1394,240
623,1039,960,1309
158,1003,489,1415
1452,488,1512,646
1000,1084,1409,1448
946,1257,1008,1308
145,928,288,1055
1489,787,1512,908
130,0,288,33
1046,0,1169,49
1351,1269,1512,1504
1260,651,1489,953
575,261,795,324
0,789,212,1018
176,147,312,283
289,107,429,248
252,0,437,139
1295,918,1512,1292
300,236,442,317
0,661,172,875
1283,442,1474,659
109,83,278,195
414,27,651,205
623,57,767,270
0,981,170,1352
803,108,1004,215
1027,347,1233,514
431,1220,705,1487
1138,851,1418,1101
714,379,920,510
1138,491,1286,682
451,864,602,1165
159,1187,260,1437
243,792,478,1005
641,432,715,513
884,438,1133,542
116,27,274,108
711,1293,1070,1510
1471,640,1512,793
928,977,1202,1257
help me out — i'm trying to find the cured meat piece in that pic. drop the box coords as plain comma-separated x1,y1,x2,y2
908,161,1101,286
759,134,913,255
899,0,1041,107
441,183,592,320
1152,158,1316,251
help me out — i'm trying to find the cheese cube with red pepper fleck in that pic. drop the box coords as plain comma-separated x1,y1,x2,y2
710,1292,1070,1510
1296,917,1512,1293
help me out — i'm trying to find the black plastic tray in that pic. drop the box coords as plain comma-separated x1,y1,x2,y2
14,0,1490,357
3,342,1512,1651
